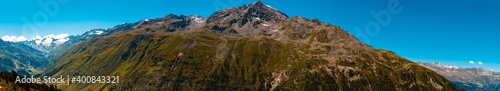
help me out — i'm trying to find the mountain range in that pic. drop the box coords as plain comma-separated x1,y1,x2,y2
38,1,462,90
19,34,71,53
0,9,206,75
419,62,500,91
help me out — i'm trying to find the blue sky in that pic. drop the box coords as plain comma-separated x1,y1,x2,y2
0,0,499,71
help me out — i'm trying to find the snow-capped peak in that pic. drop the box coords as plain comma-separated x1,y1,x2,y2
190,15,205,23
1,33,73,53
144,18,152,22
431,62,461,69
1,33,69,45
32,33,70,47
1,35,28,42
251,1,278,11
90,30,104,35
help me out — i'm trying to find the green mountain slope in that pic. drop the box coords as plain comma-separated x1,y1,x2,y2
42,1,463,90
44,24,462,91
0,39,47,75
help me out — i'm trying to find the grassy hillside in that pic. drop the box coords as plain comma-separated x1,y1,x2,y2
43,27,462,90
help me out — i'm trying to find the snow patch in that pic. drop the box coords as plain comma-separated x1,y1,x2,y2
42,38,53,47
1,35,28,42
262,24,270,27
272,30,278,32
31,33,71,47
432,62,460,69
265,4,278,10
53,33,69,39
254,17,261,20
191,16,205,23
35,40,42,45
34,35,43,45
1,33,70,44
53,33,70,45
55,38,69,45
447,66,459,69
90,31,104,35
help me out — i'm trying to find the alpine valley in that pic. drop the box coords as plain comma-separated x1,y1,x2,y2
2,1,467,91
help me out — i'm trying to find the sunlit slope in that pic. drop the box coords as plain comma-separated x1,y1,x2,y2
44,27,462,90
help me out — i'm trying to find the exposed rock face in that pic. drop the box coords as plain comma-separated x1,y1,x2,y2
205,1,288,35
42,1,463,91
419,62,500,91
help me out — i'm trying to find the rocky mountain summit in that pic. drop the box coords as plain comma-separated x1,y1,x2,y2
419,62,500,91
205,1,288,35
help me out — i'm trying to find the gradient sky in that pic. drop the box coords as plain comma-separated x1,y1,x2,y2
0,0,499,71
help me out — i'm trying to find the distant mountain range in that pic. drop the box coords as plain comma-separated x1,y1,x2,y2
418,62,500,91
18,24,131,54
0,9,206,74
19,34,71,53
39,1,462,90
0,11,146,75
